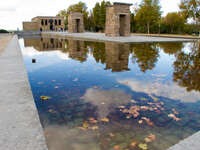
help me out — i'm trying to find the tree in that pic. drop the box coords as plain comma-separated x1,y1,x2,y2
57,2,89,30
135,0,162,34
0,29,9,33
163,12,186,33
92,2,101,31
179,0,200,23
179,0,200,34
90,1,111,32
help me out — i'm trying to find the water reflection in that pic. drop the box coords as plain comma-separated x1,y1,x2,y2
173,42,200,92
68,40,88,62
105,42,130,72
131,43,159,72
20,36,200,150
24,37,66,52
158,42,184,55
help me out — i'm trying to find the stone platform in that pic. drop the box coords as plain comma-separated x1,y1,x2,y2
168,131,200,150
42,32,194,43
0,35,48,150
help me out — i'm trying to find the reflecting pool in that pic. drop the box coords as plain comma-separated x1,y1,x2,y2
19,36,200,150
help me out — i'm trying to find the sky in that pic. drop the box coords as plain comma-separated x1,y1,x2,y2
0,0,181,30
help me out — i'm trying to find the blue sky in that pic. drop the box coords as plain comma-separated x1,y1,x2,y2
0,0,180,30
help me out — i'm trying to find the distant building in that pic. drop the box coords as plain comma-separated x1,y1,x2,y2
105,2,132,37
23,16,65,32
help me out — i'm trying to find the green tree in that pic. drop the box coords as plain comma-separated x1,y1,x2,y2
135,0,162,34
92,2,101,31
179,0,200,23
179,0,200,34
91,1,111,32
163,12,186,33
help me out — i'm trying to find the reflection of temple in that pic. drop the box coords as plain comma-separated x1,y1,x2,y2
105,42,130,72
68,39,87,62
24,38,66,51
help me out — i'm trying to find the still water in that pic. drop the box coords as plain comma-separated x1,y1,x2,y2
19,36,200,150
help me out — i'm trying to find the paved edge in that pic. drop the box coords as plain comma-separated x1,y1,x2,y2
0,35,48,150
168,131,200,150
42,32,195,43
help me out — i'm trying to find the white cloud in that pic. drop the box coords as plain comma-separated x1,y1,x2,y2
118,78,200,103
83,88,132,119
0,0,181,30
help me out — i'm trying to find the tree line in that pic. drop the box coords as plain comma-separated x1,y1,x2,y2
57,0,200,35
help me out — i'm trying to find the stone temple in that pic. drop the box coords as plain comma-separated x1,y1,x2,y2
68,12,84,33
23,16,65,32
105,2,132,37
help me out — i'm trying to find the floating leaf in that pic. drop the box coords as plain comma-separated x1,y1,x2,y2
138,143,148,150
130,141,137,147
118,105,125,109
48,109,56,113
140,97,147,101
83,122,89,129
145,134,156,143
138,120,143,124
109,133,115,137
172,108,179,115
101,117,109,122
113,145,120,150
88,118,98,124
40,96,51,101
142,117,154,126
168,114,181,121
89,126,99,130
130,99,137,103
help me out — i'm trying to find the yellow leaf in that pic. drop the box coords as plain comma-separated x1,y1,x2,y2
101,117,109,122
138,143,148,150
40,96,51,101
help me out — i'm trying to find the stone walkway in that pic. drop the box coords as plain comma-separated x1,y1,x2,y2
0,34,13,53
168,131,200,150
0,35,48,150
42,32,194,43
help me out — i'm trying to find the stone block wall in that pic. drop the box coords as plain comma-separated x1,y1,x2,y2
68,12,84,33
105,3,132,37
23,22,39,31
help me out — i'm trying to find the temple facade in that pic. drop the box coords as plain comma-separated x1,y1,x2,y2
68,12,84,33
23,16,65,31
105,3,132,37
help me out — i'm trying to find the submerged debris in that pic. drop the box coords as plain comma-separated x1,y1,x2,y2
40,96,51,101
138,143,148,150
101,117,110,123
145,134,156,143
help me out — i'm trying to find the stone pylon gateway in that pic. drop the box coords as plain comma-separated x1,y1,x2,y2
68,12,84,33
105,2,132,37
